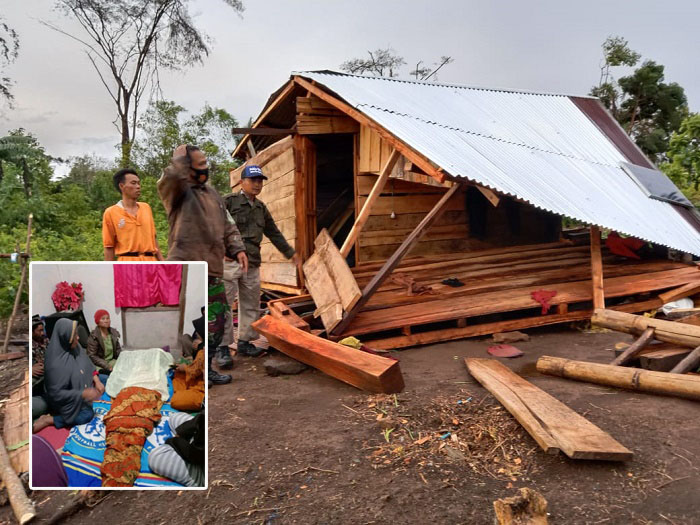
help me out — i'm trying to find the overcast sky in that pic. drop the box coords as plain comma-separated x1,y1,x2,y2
1,0,699,167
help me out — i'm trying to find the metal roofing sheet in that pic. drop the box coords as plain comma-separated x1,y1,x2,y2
296,71,700,256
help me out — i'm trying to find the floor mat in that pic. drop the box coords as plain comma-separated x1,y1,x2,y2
36,425,70,451
61,371,188,487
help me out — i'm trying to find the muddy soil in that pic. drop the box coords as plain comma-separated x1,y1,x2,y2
5,326,700,524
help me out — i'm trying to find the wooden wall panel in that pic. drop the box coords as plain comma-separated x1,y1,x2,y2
252,139,298,287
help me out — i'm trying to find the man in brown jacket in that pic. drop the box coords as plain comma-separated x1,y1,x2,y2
158,144,248,387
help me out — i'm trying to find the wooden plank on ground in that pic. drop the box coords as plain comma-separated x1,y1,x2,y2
4,371,28,474
464,359,559,455
466,359,632,461
314,229,362,312
252,315,404,393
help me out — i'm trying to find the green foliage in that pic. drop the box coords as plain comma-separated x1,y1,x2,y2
0,15,19,105
590,37,688,163
132,99,240,193
662,113,700,191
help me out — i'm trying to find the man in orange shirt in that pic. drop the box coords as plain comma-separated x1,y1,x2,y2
102,168,164,261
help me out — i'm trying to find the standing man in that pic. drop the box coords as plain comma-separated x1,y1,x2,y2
218,165,299,366
158,144,248,386
102,168,164,261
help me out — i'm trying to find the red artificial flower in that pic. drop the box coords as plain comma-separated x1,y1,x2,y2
52,281,84,311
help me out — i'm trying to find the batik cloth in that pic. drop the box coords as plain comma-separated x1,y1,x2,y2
101,386,163,487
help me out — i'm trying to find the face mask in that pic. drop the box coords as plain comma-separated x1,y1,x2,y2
193,167,209,183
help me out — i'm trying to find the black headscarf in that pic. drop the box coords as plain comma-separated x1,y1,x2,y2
44,318,96,426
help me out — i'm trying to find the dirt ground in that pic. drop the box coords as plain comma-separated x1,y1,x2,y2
4,325,700,524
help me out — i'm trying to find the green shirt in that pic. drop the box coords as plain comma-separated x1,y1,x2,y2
224,191,295,267
102,332,116,368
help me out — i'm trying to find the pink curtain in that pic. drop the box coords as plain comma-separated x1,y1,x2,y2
113,264,182,308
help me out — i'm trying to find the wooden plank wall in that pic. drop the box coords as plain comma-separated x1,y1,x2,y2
257,144,298,286
354,125,561,263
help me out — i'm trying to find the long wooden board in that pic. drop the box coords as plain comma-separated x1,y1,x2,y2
252,315,404,393
466,359,632,461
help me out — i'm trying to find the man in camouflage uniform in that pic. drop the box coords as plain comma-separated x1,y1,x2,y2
216,165,299,367
158,144,248,386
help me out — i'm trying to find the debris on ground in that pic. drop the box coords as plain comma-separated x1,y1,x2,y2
493,487,548,525
492,331,530,344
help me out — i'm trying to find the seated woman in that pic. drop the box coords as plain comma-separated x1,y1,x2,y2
87,309,122,374
33,318,105,433
171,312,206,411
149,412,204,487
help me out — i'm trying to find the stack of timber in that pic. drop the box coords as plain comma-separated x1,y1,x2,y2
346,244,697,349
270,242,699,350
466,359,632,460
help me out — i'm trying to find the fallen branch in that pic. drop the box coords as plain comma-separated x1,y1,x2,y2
288,466,339,476
0,434,34,524
234,505,292,517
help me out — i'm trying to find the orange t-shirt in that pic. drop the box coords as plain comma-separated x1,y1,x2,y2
102,201,158,261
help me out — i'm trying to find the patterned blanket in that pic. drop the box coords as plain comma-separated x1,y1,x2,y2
61,371,184,487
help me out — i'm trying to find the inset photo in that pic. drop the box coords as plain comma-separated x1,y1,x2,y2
29,262,207,489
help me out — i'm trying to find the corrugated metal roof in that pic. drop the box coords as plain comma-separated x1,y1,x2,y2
296,71,700,256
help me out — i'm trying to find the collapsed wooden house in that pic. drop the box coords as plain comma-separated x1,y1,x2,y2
231,71,700,352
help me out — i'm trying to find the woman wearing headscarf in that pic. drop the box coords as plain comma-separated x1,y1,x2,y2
87,309,122,373
32,318,105,433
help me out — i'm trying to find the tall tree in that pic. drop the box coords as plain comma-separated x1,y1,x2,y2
132,99,239,193
44,0,244,167
341,48,453,81
590,36,687,163
662,114,700,190
0,15,20,106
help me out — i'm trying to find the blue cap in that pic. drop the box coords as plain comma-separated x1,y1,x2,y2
241,165,267,180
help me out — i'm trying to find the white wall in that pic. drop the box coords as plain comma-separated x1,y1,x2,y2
31,262,120,329
184,263,207,332
31,262,207,343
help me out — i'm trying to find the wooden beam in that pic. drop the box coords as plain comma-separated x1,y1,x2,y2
340,149,400,257
232,79,295,159
590,225,605,310
659,281,700,305
476,185,500,207
232,127,295,136
610,327,655,366
331,183,462,335
537,355,700,401
592,308,700,348
252,315,404,393
669,345,700,374
293,75,447,184
269,302,310,332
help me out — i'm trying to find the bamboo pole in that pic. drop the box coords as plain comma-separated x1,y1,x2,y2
2,214,32,354
536,355,700,401
589,225,605,310
592,308,700,348
0,433,35,524
340,149,400,258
